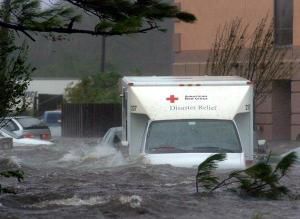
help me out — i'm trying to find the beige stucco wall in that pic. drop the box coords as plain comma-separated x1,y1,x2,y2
294,0,300,46
175,0,274,51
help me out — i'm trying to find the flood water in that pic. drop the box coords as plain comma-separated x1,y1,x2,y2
0,138,300,219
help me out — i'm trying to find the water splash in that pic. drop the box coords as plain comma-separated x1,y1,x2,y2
0,156,22,169
59,150,83,162
82,144,119,160
57,143,128,169
119,195,143,208
33,196,109,208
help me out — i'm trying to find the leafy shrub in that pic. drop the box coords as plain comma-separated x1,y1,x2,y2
64,71,121,104
195,153,226,192
196,152,298,199
0,169,24,194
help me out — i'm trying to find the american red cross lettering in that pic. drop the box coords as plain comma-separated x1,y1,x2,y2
166,95,179,103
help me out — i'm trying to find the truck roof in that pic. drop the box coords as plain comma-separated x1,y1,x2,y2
122,76,250,86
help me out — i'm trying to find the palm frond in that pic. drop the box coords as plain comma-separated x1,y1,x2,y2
197,153,226,173
274,152,298,177
196,153,226,192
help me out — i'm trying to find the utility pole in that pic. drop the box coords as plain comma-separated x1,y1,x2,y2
100,35,106,72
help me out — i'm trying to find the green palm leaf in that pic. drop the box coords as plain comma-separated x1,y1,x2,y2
196,153,226,192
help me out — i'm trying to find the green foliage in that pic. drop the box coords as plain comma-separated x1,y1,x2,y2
175,11,197,23
1,0,196,39
91,0,196,33
274,151,298,176
0,169,24,194
196,153,226,192
227,154,294,199
196,152,298,199
65,72,121,104
0,8,34,127
252,213,264,219
3,0,80,29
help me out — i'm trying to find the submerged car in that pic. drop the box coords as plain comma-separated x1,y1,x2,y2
2,116,51,140
0,128,53,147
41,110,62,137
100,127,122,147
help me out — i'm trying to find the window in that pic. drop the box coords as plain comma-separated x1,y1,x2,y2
45,112,61,124
275,0,293,46
3,119,19,132
146,120,242,154
15,117,47,129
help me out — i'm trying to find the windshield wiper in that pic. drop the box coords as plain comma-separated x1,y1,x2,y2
150,146,187,153
192,146,235,153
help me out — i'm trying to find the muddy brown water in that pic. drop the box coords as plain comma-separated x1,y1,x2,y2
0,138,299,219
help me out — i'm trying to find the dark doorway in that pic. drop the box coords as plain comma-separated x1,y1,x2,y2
272,80,291,140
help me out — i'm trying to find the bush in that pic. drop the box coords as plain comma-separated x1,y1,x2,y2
0,169,24,194
196,152,298,199
65,71,121,104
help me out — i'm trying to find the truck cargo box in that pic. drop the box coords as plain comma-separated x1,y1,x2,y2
121,76,253,169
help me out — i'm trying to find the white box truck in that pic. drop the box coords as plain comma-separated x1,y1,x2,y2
121,76,253,169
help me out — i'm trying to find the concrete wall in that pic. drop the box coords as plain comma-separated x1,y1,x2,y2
175,0,273,51
294,0,300,46
256,94,273,140
272,80,291,140
173,0,278,75
173,0,300,66
27,79,80,95
291,80,300,139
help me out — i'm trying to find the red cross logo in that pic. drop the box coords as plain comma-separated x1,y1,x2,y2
166,95,179,103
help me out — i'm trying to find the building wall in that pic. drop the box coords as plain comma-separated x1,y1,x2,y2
292,0,300,139
291,81,300,139
174,0,300,140
175,0,273,51
293,0,300,46
272,81,291,140
256,94,273,140
174,0,275,74
292,0,300,140
27,79,80,95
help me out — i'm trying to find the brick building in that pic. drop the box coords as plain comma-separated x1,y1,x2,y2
173,0,300,140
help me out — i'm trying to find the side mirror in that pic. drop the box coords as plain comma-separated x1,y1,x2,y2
258,139,266,146
113,135,121,144
121,141,129,147
257,139,267,154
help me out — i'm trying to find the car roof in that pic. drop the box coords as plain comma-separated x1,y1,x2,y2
3,116,34,119
44,110,61,113
110,127,122,131
12,116,37,119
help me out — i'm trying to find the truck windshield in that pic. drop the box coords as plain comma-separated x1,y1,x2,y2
145,120,242,154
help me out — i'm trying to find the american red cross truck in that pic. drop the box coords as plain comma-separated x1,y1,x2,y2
121,76,253,169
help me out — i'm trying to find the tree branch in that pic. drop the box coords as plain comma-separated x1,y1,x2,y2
0,20,161,41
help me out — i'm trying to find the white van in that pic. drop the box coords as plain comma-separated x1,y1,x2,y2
121,76,253,169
